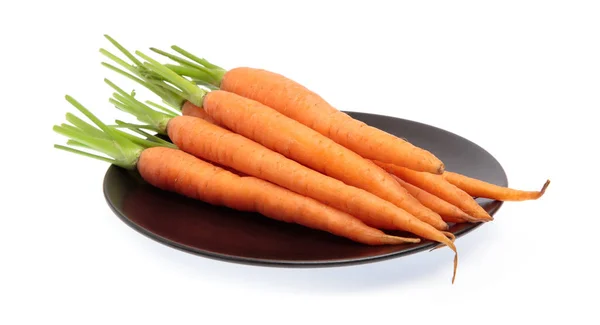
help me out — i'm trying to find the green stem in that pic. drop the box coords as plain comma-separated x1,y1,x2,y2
113,94,168,133
100,49,140,77
104,78,131,97
101,62,155,93
109,97,162,129
54,96,146,169
145,100,179,117
67,139,92,149
54,144,118,166
148,79,187,102
150,47,207,72
53,124,124,161
104,35,144,68
104,79,172,132
112,121,158,131
192,79,220,91
114,121,175,148
171,45,224,70
170,45,226,85
101,39,186,109
104,57,187,108
135,51,207,107
65,96,111,134
65,113,107,139
109,98,130,114
165,64,217,85
60,123,98,139
111,127,173,149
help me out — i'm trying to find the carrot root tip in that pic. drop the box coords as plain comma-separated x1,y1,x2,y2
452,252,458,284
437,163,445,175
538,179,551,198
442,231,456,242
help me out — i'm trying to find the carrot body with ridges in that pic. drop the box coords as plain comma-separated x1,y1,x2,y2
135,44,445,174
167,115,450,237
139,147,416,246
443,171,550,201
220,67,445,174
201,90,448,231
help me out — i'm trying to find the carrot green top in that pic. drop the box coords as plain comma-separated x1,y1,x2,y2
100,35,225,107
53,95,175,170
104,79,175,135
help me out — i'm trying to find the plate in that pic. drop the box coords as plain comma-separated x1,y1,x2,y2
103,112,507,267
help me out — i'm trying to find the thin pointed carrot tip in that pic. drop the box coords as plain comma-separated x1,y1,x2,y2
452,253,458,284
426,237,458,283
442,231,456,242
475,209,494,222
483,215,494,222
538,179,551,198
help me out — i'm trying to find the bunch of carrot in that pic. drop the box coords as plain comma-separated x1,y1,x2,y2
53,35,550,283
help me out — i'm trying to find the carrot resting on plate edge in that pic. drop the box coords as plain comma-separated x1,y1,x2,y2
442,171,550,201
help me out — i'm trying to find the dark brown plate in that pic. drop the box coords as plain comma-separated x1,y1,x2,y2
103,112,507,267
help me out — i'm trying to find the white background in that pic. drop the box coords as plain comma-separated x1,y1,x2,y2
2,0,599,324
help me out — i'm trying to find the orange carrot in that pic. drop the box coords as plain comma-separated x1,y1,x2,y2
443,171,550,201
169,115,450,231
392,175,479,224
199,91,448,231
220,68,444,174
139,44,445,174
99,41,449,231
140,148,419,246
375,161,493,222
53,97,421,248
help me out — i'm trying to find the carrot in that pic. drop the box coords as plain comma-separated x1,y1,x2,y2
443,171,551,201
143,45,445,175
374,161,494,222
104,80,458,252
53,95,421,247
99,36,449,231
391,175,479,224
141,148,418,246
